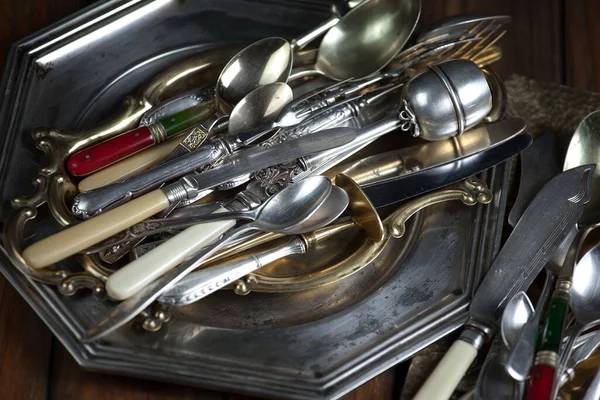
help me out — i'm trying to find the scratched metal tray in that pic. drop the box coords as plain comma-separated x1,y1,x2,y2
0,1,510,399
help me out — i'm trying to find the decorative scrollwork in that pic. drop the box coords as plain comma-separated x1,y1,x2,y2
180,126,209,152
253,160,305,197
398,99,419,137
262,102,357,148
388,178,493,238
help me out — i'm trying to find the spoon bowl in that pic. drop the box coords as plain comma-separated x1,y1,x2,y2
227,82,294,137
255,176,336,234
279,185,349,235
291,0,420,81
501,291,534,348
216,37,292,107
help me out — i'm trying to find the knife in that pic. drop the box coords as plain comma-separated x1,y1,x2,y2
413,164,595,400
21,128,357,270
103,120,531,243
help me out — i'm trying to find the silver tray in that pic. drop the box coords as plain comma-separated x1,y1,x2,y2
0,1,510,398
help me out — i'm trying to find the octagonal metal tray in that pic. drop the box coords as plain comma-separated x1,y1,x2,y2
0,1,510,398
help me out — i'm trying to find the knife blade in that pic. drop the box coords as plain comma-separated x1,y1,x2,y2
322,118,526,185
22,128,357,270
361,126,530,208
414,164,595,400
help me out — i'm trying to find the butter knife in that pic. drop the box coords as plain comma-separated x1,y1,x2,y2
413,165,595,400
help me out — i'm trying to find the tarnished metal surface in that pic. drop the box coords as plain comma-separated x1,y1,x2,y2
0,1,510,398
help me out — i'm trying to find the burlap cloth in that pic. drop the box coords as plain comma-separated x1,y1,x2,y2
399,75,600,399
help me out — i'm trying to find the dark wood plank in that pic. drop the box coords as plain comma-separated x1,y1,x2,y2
565,0,600,90
0,0,96,75
420,0,563,84
0,2,100,400
48,342,224,400
226,367,398,400
340,368,397,400
0,276,53,400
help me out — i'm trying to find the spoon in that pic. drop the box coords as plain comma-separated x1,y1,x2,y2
158,174,375,306
104,175,335,301
288,0,421,81
505,271,556,381
84,176,342,341
561,330,600,387
216,37,292,107
475,292,534,400
71,82,294,219
561,244,600,364
289,1,358,51
526,111,600,399
71,38,292,179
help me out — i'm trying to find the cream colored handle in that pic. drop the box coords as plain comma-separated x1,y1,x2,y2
22,190,170,269
413,339,478,400
105,207,235,300
78,137,181,192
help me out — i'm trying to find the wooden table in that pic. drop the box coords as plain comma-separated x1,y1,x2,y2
1,0,598,399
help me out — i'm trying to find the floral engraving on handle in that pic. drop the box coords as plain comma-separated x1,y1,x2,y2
180,126,209,152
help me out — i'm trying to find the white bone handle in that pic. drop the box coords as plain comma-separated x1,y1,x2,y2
105,207,235,300
413,339,478,400
78,137,181,192
22,190,169,269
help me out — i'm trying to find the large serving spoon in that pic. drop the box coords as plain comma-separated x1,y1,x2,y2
289,0,359,51
104,175,336,301
288,0,421,81
73,37,292,181
158,174,376,306
83,176,344,341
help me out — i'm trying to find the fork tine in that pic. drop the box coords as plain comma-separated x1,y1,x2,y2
290,77,355,111
460,25,505,59
468,30,507,62
432,20,491,60
472,45,503,67
442,20,497,59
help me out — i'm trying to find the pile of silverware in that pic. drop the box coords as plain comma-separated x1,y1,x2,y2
8,1,600,398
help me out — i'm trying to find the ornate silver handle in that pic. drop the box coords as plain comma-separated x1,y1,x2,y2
158,237,306,306
72,141,228,218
